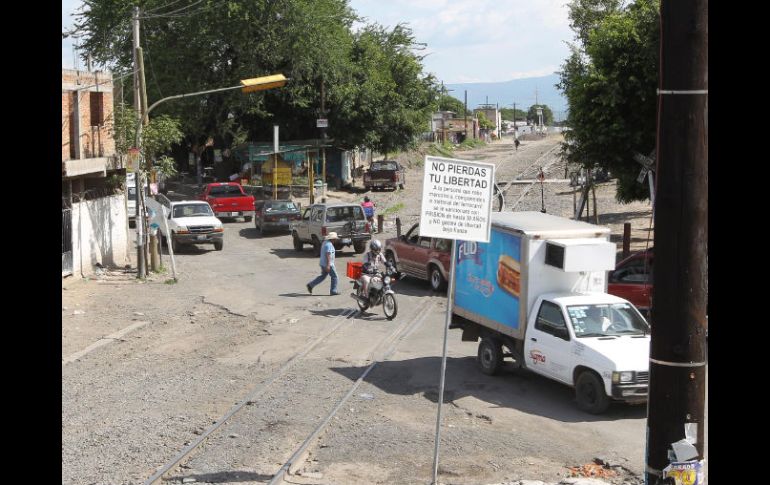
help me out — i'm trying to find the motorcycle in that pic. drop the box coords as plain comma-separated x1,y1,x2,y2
350,265,401,320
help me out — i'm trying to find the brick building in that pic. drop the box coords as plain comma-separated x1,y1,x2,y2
62,69,129,278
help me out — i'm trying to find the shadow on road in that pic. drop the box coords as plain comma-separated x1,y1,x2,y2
330,356,647,423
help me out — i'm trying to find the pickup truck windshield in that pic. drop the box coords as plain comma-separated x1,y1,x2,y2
567,303,650,338
371,162,398,171
265,202,298,212
173,204,214,218
209,186,243,197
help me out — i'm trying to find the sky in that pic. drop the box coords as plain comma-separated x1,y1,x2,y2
63,0,575,84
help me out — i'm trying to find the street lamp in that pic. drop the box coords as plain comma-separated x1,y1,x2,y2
133,73,288,278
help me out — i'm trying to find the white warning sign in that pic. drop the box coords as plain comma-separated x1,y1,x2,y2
420,156,495,242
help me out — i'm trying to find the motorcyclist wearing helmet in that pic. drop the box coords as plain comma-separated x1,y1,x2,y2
359,239,389,296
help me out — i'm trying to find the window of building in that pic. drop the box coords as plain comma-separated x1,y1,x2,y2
90,92,104,126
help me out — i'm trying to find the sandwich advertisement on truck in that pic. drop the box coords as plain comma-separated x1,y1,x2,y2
454,230,522,330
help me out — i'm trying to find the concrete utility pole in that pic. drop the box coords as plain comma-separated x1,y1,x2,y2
132,6,146,279
645,0,708,484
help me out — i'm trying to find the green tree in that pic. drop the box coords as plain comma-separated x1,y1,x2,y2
527,105,554,125
476,111,495,130
438,94,465,115
74,1,435,158
558,0,659,202
330,23,438,155
500,107,527,123
111,103,183,172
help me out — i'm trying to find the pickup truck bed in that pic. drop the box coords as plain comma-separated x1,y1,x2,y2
363,160,405,191
199,183,255,221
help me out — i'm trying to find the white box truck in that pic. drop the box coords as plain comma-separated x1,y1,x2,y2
450,211,650,413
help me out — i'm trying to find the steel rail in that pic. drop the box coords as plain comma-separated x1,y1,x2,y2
268,296,439,484
143,307,356,484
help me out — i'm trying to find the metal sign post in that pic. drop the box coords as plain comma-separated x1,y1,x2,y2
421,155,494,485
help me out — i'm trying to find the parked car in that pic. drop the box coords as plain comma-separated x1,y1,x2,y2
198,182,255,222
608,248,653,317
254,199,301,235
290,203,372,255
147,196,224,252
384,222,451,291
363,160,406,191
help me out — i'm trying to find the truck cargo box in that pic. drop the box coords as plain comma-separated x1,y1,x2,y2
452,212,615,340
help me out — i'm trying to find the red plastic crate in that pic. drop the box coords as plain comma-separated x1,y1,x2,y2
347,261,363,279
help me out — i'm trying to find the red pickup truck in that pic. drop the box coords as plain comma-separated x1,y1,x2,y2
198,182,256,222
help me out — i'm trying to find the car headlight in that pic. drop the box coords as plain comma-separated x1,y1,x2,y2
383,276,391,285
175,226,189,234
612,371,634,383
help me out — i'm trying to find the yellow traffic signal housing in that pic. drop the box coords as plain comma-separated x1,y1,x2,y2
240,74,288,93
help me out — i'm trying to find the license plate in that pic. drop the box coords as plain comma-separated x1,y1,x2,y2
342,238,351,244
230,212,239,217
196,235,206,240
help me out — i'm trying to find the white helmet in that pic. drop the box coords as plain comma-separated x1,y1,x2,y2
369,239,382,252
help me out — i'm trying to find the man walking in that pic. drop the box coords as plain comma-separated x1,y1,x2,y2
307,232,341,295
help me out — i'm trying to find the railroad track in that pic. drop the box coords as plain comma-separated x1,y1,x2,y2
491,143,565,212
143,290,439,484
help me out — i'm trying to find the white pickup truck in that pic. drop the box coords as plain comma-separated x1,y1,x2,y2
147,196,224,252
450,212,650,414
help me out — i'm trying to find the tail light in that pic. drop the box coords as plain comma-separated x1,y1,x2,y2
364,222,371,233
321,226,328,236
292,214,301,220
392,173,398,182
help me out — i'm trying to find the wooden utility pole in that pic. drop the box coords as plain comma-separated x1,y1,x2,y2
132,6,146,279
320,78,327,202
645,0,708,484
464,90,468,140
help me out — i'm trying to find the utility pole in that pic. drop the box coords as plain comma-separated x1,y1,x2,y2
134,47,152,274
645,1,707,484
320,77,327,202
464,90,468,140
132,6,146,279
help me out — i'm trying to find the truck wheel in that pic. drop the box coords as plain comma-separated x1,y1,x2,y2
354,241,366,254
429,265,446,292
575,371,610,414
293,232,304,252
214,240,223,251
399,183,404,190
477,338,503,376
171,235,180,254
312,236,321,256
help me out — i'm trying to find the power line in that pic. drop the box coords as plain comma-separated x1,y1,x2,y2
143,0,187,15
139,0,205,19
141,24,165,99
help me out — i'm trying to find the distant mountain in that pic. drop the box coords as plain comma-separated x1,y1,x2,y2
445,74,567,121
